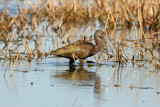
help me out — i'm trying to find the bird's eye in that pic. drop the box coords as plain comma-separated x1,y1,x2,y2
101,32,105,36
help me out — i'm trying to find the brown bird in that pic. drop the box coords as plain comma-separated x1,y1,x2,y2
50,29,113,65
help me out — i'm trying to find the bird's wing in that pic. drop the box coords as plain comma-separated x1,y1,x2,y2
73,42,94,59
51,42,95,59
51,43,75,58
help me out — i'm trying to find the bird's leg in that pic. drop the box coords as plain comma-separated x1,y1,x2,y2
72,53,79,67
69,58,76,65
80,60,84,66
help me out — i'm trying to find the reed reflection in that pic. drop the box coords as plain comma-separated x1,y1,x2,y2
3,75,18,96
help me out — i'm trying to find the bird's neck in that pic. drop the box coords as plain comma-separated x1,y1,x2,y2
92,43,102,55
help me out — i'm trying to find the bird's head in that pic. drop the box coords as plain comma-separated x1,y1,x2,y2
94,29,108,45
94,29,115,56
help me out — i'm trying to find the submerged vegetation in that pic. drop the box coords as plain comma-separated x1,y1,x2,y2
0,0,160,75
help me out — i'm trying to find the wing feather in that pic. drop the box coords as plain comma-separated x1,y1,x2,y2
51,42,95,59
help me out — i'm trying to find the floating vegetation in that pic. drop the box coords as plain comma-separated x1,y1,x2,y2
0,0,160,76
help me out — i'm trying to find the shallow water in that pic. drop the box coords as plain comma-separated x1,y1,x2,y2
0,57,160,107
0,0,160,107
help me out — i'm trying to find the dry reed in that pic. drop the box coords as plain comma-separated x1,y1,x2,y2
0,0,159,76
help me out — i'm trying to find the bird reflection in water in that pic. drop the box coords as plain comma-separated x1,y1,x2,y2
55,65,96,81
53,65,108,102
55,65,102,93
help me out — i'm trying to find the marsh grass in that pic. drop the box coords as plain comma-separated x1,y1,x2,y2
0,0,160,76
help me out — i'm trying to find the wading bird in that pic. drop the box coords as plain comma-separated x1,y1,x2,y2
50,29,114,65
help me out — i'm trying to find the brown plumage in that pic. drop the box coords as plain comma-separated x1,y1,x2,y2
51,29,111,65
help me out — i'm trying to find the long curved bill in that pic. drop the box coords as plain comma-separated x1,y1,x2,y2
103,35,116,57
